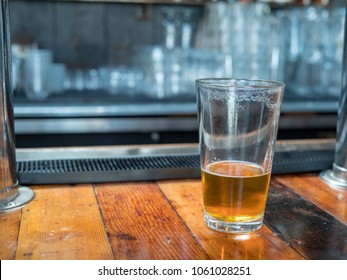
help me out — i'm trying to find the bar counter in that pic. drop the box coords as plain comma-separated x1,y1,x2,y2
1,140,347,260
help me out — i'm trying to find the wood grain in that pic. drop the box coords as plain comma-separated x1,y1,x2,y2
95,182,209,260
266,179,347,260
16,185,113,260
0,210,21,260
275,173,347,224
157,179,303,260
2,170,346,260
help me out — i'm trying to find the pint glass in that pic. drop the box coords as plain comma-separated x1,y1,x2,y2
196,79,284,233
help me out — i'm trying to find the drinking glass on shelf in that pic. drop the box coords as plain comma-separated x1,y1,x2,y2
161,6,197,50
23,48,53,99
49,63,67,94
181,8,194,50
98,66,144,96
11,44,29,93
161,7,178,50
132,45,166,98
195,1,230,52
84,68,99,91
181,49,228,96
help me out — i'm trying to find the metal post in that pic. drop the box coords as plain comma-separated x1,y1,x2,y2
0,0,34,211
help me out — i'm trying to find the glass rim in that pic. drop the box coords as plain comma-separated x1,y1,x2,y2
195,78,285,90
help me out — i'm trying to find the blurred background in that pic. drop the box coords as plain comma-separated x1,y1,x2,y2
9,0,346,147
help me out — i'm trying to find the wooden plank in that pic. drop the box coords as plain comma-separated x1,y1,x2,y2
16,185,113,260
0,210,21,260
265,178,347,260
274,173,347,224
158,179,303,260
95,182,209,260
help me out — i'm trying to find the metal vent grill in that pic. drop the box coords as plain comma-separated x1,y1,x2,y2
17,150,334,185
18,155,199,173
272,149,334,173
17,154,201,184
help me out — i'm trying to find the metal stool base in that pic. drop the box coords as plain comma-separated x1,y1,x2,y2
0,186,35,212
320,170,347,189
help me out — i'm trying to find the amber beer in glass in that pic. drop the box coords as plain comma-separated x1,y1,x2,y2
196,79,284,233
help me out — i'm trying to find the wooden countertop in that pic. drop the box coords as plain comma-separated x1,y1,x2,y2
1,170,347,260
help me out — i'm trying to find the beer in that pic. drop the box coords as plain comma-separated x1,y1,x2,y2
202,161,271,223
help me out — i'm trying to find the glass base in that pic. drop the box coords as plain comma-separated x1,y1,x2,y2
0,186,35,212
204,212,263,233
320,169,347,189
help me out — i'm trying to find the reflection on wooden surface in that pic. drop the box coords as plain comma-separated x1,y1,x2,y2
1,172,347,259
158,180,303,260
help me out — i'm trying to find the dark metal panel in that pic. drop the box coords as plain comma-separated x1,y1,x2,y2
16,149,335,184
54,2,105,68
9,1,54,49
105,3,153,65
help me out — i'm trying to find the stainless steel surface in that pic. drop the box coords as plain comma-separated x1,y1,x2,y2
321,6,347,189
13,102,198,118
0,0,34,210
12,114,337,135
16,143,199,161
16,139,335,162
14,138,335,185
14,116,198,134
12,98,338,136
1,0,19,203
0,185,34,212
13,99,338,118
